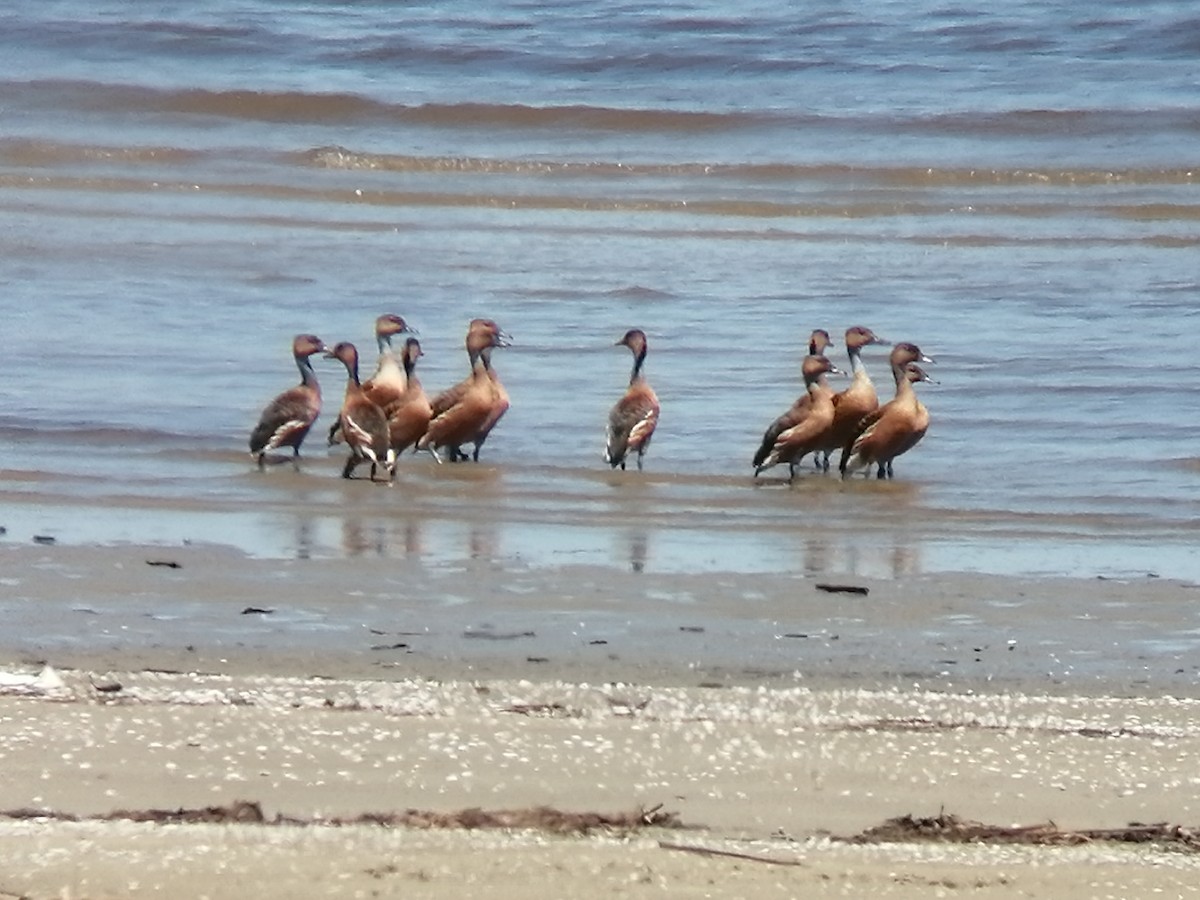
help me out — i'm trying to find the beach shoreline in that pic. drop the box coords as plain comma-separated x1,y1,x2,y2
4,539,1200,897
3,538,1198,697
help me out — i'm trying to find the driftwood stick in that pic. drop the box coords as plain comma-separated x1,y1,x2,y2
658,841,805,867
814,582,869,595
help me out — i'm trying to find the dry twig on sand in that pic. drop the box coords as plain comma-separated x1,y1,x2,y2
847,810,1200,850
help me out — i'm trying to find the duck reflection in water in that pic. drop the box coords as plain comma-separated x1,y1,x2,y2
627,530,648,574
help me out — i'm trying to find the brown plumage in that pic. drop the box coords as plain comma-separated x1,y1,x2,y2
840,343,936,479
752,329,834,472
387,337,433,456
427,318,511,462
469,340,511,462
754,354,843,481
606,329,660,471
249,333,327,471
361,313,415,410
427,319,497,417
814,325,889,470
419,320,509,464
330,314,413,446
325,342,394,481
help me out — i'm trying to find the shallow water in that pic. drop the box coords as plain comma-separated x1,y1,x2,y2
2,1,1199,580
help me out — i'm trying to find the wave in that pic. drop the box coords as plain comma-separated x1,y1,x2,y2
0,418,214,449
0,138,205,167
8,79,760,132
303,146,1200,187
903,106,1200,138
5,172,1200,238
5,131,1196,192
9,79,1200,141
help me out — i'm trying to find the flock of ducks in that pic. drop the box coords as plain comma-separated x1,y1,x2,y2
250,316,512,480
249,316,934,482
752,326,936,481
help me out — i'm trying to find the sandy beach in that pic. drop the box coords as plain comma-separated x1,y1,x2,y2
3,539,1200,898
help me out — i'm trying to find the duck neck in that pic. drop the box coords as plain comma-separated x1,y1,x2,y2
630,349,646,385
470,350,489,381
376,348,406,388
466,337,484,371
297,353,320,392
848,345,869,381
809,374,833,401
342,356,362,396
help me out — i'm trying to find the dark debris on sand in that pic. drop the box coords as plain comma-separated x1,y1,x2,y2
845,810,1200,850
0,800,683,836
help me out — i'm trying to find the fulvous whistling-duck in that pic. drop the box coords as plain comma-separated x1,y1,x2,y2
249,333,327,471
361,313,415,409
752,329,834,473
324,341,395,481
815,325,889,470
419,319,509,464
754,354,843,481
606,328,660,471
840,343,935,479
330,314,413,446
387,337,434,457
469,337,511,462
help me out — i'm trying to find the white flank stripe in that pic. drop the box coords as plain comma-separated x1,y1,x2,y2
266,419,308,450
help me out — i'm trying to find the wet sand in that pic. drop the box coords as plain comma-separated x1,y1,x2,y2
3,534,1200,898
2,538,1199,695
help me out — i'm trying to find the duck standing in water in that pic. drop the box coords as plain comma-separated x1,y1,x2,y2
605,328,660,471
840,342,936,479
330,313,413,446
325,341,394,481
249,333,327,471
419,319,510,464
470,334,510,462
815,325,889,471
387,337,434,458
752,328,833,473
754,354,843,481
